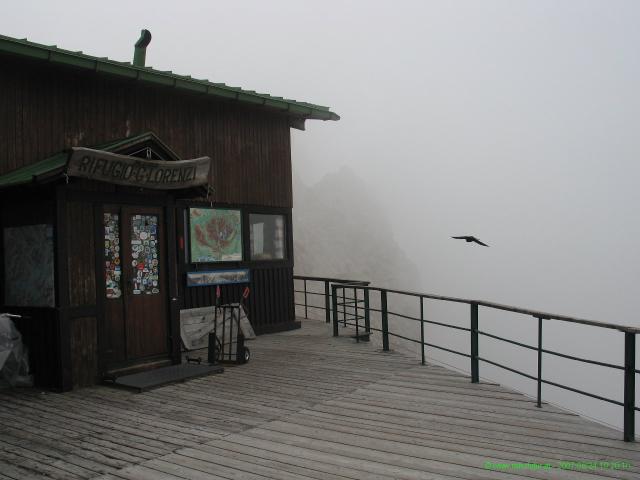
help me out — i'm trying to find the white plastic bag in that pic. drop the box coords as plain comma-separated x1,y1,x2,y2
0,314,33,387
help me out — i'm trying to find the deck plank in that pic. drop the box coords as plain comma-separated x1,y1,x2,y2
0,318,638,479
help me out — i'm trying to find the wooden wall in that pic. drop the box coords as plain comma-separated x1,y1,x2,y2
0,57,293,208
65,201,98,387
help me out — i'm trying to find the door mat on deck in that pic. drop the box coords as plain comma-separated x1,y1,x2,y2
105,363,224,393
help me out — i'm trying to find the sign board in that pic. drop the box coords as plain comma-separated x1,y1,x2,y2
186,269,250,287
67,147,210,189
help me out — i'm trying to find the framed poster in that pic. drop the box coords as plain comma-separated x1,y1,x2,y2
186,269,250,287
189,208,242,262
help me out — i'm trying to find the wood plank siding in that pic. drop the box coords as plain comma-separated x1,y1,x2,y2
0,57,293,208
0,318,638,480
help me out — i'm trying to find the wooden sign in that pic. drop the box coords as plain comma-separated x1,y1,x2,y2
186,269,251,287
67,147,211,189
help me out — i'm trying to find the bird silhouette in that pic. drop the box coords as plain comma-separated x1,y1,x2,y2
452,235,489,247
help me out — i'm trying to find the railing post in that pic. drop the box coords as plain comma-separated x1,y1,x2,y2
537,317,543,408
624,332,635,442
332,284,339,337
364,287,370,333
303,279,308,319
355,288,360,342
381,290,389,351
342,288,346,327
470,302,479,383
324,280,331,323
420,296,425,365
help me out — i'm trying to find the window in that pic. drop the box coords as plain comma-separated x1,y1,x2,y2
249,214,286,260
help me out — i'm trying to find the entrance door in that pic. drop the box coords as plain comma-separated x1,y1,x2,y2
102,206,168,369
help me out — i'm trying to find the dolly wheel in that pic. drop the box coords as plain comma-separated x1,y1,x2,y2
244,347,251,363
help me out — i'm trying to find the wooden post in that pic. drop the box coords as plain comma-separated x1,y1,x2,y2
55,186,72,391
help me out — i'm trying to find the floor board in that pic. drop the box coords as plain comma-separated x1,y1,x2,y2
0,318,638,479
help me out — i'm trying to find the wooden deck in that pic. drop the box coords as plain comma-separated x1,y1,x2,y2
1,318,639,480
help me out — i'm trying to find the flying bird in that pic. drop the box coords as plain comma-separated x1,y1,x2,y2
452,235,489,247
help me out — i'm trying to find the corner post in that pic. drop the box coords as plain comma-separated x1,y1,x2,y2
470,302,479,383
624,332,635,442
381,290,389,351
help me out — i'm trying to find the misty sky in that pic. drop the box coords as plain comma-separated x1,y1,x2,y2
2,0,639,426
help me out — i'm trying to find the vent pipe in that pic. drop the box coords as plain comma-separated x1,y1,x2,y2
133,29,152,67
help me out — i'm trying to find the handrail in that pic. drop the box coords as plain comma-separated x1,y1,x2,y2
293,274,638,443
340,285,639,334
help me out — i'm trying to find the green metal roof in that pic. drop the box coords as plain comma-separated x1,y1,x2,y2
0,152,68,188
0,132,168,189
0,34,340,122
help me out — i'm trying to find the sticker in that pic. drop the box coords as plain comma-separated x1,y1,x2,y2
104,213,122,299
130,214,160,295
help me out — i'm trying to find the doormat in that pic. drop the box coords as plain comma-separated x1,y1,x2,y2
106,363,224,393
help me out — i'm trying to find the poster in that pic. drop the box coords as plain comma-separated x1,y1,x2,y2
189,208,242,262
3,224,55,307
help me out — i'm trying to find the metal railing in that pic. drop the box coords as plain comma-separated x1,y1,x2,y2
293,275,639,442
293,275,370,324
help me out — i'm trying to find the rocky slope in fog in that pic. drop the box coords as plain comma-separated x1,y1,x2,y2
292,166,421,290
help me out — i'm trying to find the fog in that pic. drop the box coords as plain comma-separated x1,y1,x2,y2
3,0,639,431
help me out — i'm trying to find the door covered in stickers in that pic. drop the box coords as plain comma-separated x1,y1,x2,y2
103,206,168,367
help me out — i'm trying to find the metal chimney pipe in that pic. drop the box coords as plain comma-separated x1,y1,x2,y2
133,29,152,67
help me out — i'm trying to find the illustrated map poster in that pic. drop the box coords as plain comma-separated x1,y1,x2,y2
3,224,55,307
189,208,242,263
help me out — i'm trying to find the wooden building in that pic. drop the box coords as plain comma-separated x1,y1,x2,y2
0,31,339,391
